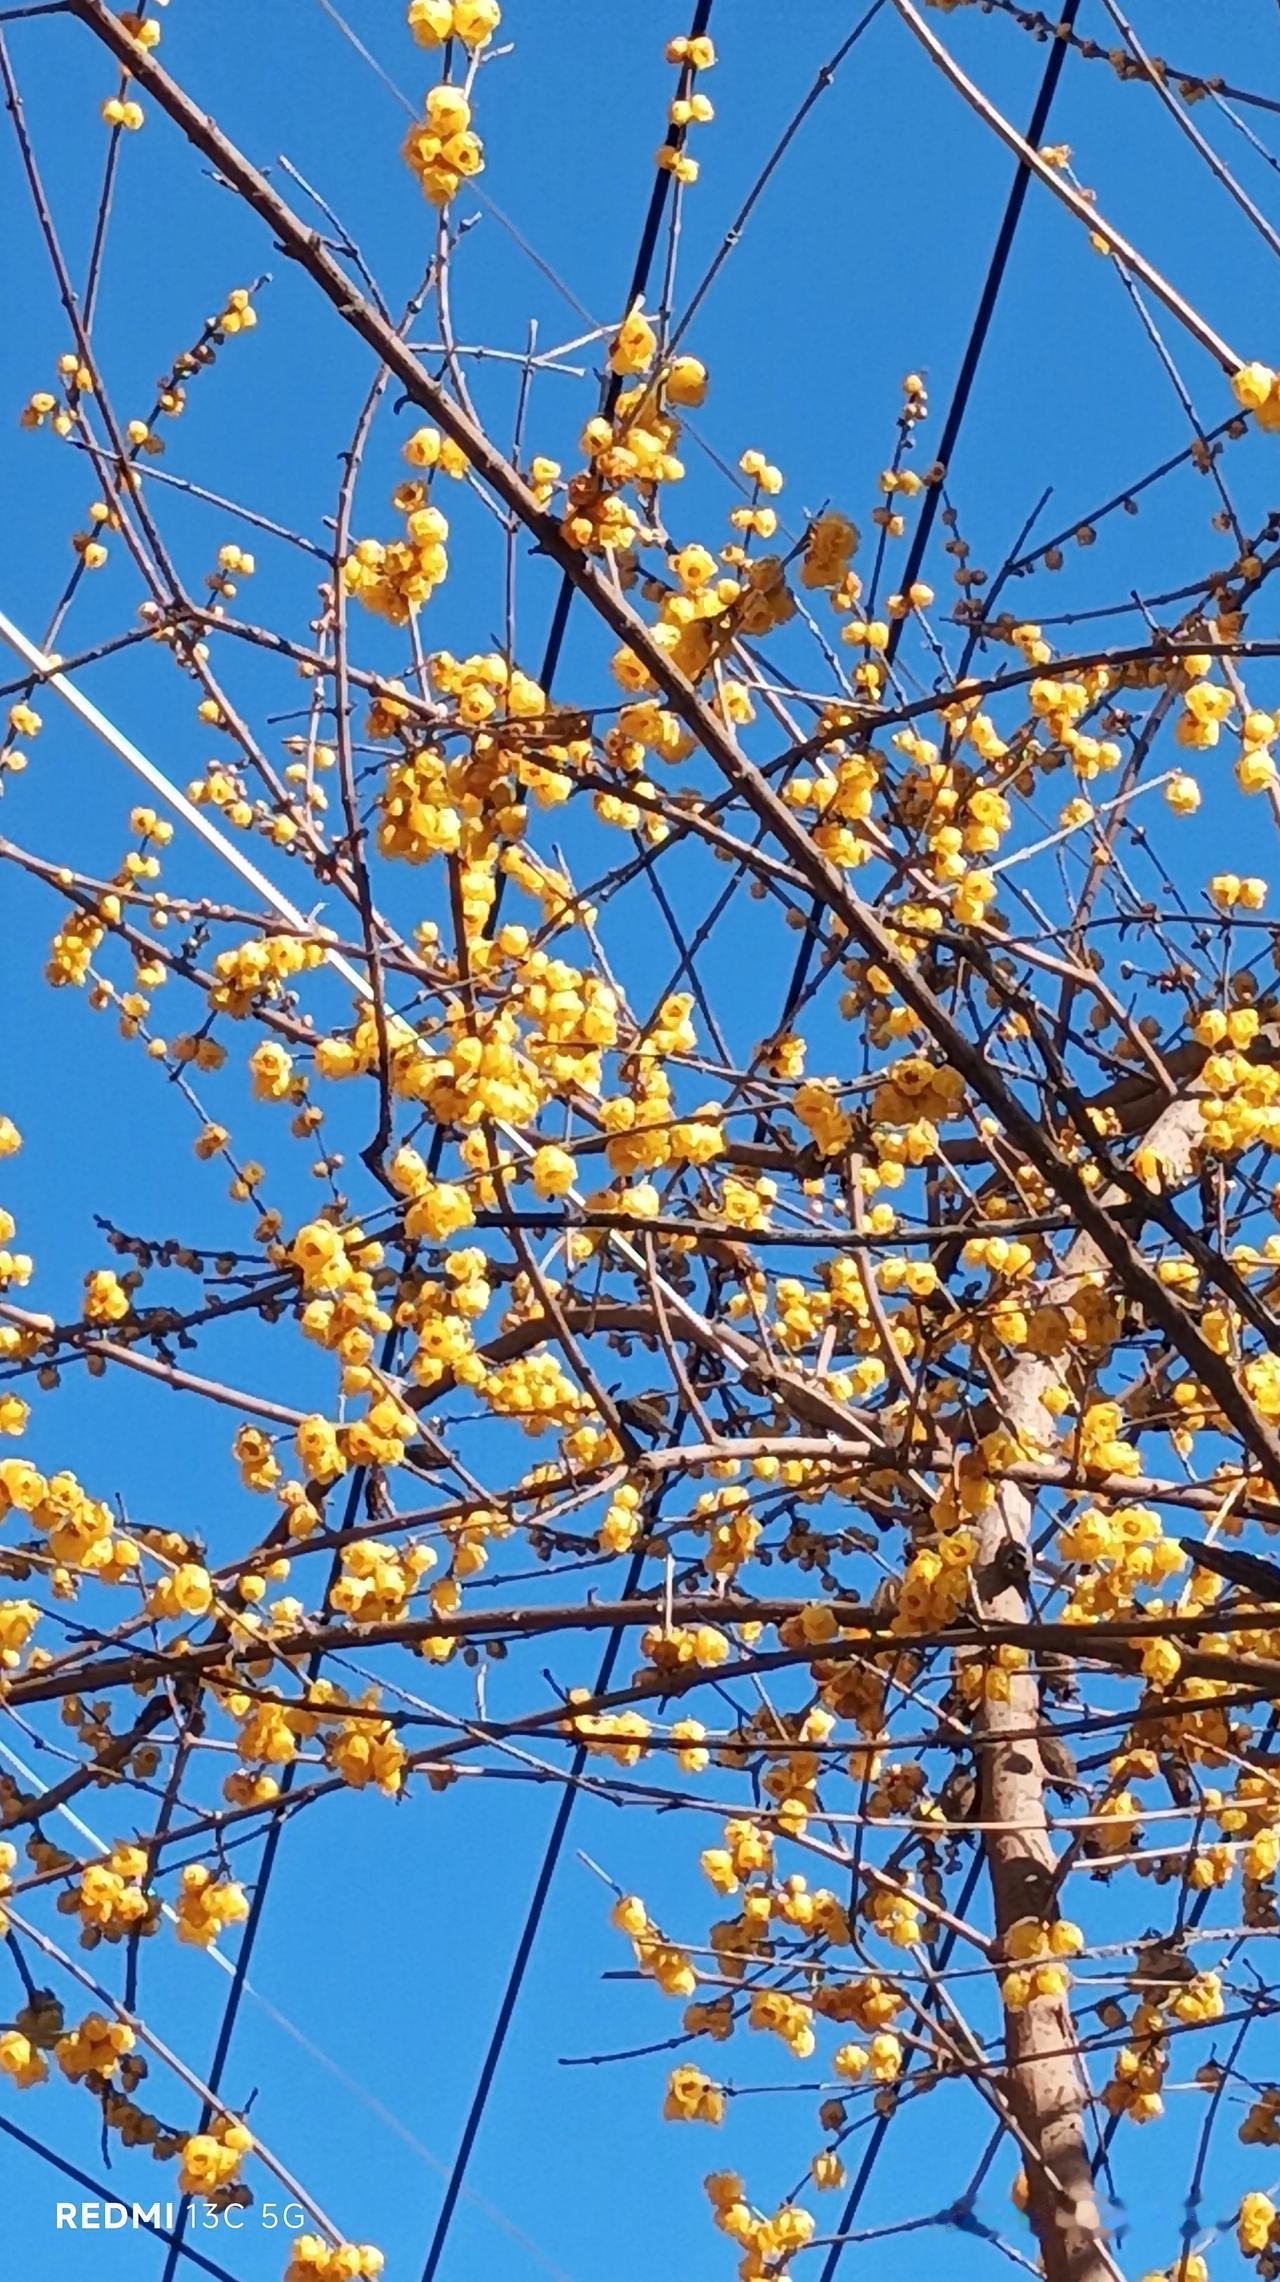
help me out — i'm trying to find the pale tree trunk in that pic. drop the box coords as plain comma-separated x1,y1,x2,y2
973,1097,1203,2282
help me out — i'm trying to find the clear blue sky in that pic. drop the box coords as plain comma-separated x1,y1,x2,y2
4,4,1280,2279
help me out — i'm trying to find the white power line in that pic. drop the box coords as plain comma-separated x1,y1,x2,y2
0,606,371,1004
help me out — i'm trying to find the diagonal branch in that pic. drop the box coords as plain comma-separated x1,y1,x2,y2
55,0,1280,1496
889,0,1242,373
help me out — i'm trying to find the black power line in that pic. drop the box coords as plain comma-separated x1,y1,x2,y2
158,1131,447,2282
773,0,1084,1030
417,1545,646,2282
159,23,722,2268
413,27,725,2265
816,1853,985,2281
537,0,717,701
157,1331,408,2282
887,2,1085,654
814,19,1090,2269
0,2109,246,2282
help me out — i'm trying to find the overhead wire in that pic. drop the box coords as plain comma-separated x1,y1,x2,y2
771,0,1085,1039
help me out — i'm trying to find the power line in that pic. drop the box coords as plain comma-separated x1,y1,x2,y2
772,0,1084,1031
417,1552,645,2282
816,1853,985,2282
157,1311,413,2282
813,17,1088,2267
0,2110,246,2282
886,0,1086,653
415,19,719,2267
537,0,716,700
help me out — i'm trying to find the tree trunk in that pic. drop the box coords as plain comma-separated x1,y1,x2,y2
974,1097,1202,2282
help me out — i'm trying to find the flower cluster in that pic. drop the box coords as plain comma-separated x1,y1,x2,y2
325,1709,408,1797
174,1865,250,1947
664,2063,725,2123
402,83,483,207
61,1843,157,1947
407,0,499,46
55,2012,136,2083
609,1895,698,2001
658,31,716,182
704,2173,814,2282
178,2115,253,2196
286,2239,385,2282
0,1455,136,1585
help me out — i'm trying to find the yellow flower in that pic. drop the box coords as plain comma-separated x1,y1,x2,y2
1232,362,1280,429
296,1414,346,1485
666,355,707,406
664,2063,724,2123
403,1180,476,1241
452,0,500,44
178,2116,253,2196
407,0,451,40
529,1144,576,1199
609,306,657,376
56,2013,136,2081
249,1040,294,1099
148,1562,214,1621
0,2030,46,2088
1237,749,1277,794
175,1865,250,1947
286,2238,384,2281
1140,1637,1182,1690
83,1268,129,1325
1239,2190,1277,2256
290,1218,351,1289
402,85,483,206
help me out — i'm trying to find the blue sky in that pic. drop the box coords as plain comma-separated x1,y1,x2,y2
4,3,1280,2279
